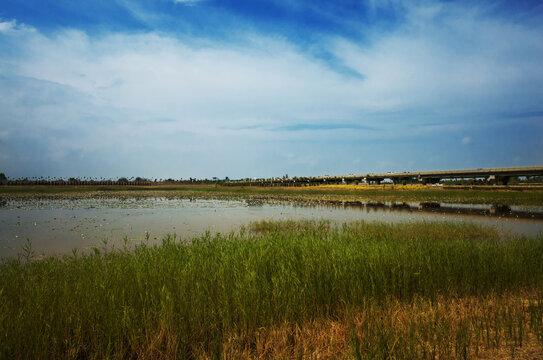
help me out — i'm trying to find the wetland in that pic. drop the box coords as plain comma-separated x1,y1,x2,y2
2,185,543,359
1,194,542,257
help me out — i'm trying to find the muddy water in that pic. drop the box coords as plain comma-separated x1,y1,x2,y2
0,197,542,257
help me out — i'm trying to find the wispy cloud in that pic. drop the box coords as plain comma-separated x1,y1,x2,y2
274,124,379,132
173,0,203,4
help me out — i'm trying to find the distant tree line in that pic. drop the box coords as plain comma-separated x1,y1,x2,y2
1,172,541,187
0,174,234,186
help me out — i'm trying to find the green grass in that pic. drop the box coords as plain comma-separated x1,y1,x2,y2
1,221,543,358
2,184,543,205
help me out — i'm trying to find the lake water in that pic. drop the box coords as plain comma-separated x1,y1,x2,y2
1,197,542,257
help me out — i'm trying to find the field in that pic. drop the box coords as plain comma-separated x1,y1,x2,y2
2,220,543,359
2,184,543,205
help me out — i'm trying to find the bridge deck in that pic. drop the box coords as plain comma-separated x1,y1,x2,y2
303,166,543,184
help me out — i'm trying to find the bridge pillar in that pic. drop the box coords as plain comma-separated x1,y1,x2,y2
419,177,440,185
498,176,511,185
489,175,511,185
400,177,412,185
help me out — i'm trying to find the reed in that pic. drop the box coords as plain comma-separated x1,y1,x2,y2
1,221,542,358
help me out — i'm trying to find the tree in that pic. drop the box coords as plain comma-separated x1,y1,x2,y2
0,173,7,185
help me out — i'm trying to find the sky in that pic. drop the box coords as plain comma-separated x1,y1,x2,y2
0,0,542,180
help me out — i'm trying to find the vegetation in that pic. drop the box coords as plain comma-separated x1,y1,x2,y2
1,183,543,206
1,173,542,187
1,221,543,359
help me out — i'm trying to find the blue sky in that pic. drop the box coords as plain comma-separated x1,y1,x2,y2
0,0,542,179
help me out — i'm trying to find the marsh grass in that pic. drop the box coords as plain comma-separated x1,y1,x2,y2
1,221,543,359
248,219,332,234
2,184,543,206
218,293,543,359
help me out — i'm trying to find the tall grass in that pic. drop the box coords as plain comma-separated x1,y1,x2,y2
1,221,543,358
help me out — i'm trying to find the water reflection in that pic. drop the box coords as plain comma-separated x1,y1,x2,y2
320,201,542,221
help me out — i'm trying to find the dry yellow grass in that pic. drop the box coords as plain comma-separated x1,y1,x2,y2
199,292,543,360
475,335,543,360
313,184,434,191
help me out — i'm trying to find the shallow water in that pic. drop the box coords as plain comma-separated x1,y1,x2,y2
0,197,542,257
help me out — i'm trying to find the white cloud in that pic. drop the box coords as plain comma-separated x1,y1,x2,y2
461,136,471,145
0,20,16,33
3,4,542,133
2,29,366,135
0,19,35,34
330,5,543,116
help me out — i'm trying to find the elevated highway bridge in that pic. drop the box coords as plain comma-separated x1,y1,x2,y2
309,166,543,185
261,166,543,186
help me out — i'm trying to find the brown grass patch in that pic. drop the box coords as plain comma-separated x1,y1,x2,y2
207,293,543,360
